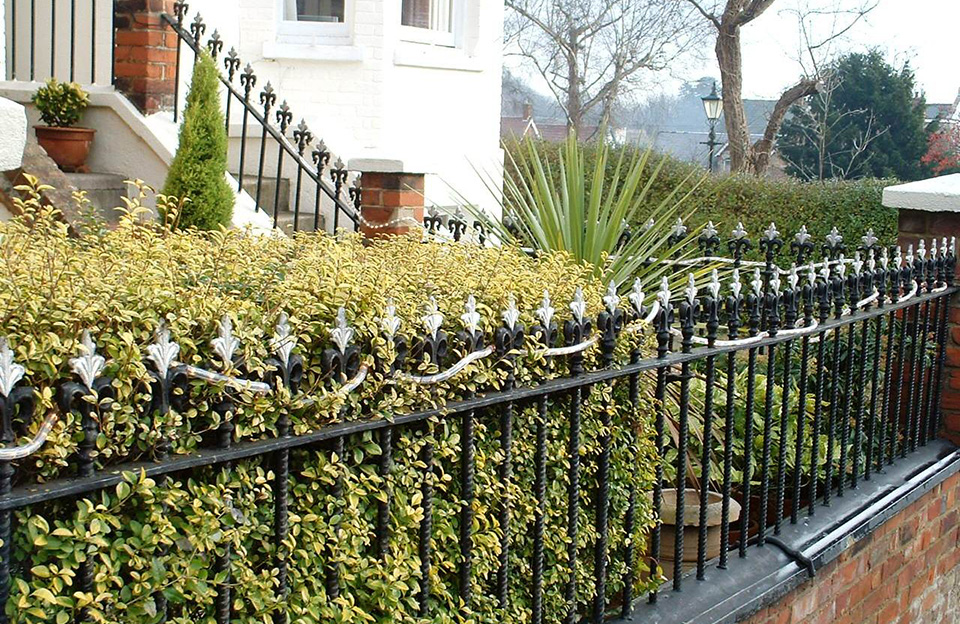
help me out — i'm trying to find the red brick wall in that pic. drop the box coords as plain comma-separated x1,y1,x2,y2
113,0,178,115
898,209,960,444
359,172,425,238
742,471,960,624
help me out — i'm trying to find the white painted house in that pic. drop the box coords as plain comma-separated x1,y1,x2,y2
0,0,505,229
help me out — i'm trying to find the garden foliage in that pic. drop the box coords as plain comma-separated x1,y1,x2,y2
2,180,658,623
469,131,705,290
504,139,897,256
31,79,89,128
162,51,234,231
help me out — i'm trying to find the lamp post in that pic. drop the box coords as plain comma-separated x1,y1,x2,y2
701,81,723,172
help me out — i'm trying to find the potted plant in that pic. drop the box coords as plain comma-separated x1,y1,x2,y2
31,78,94,172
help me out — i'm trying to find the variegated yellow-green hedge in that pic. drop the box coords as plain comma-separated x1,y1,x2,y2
2,181,660,624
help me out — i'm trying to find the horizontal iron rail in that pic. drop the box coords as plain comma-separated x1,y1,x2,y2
159,12,359,226
3,285,952,512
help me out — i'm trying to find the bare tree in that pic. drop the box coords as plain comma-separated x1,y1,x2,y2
505,0,707,136
685,0,875,175
778,72,888,181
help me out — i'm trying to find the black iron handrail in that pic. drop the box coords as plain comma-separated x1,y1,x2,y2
161,8,360,232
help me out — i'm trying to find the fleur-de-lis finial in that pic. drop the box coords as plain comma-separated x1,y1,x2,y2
795,225,811,245
703,221,718,239
731,269,743,299
807,263,817,286
867,249,876,272
211,315,239,367
708,269,721,299
862,229,878,249
836,255,847,278
147,323,180,380
502,296,521,331
657,276,671,308
764,222,780,241
852,251,863,275
629,278,645,316
788,265,799,290
570,287,586,323
881,247,890,270
536,290,555,329
0,337,25,399
933,238,940,258
751,268,763,296
330,307,355,355
382,298,402,338
671,217,687,238
895,246,903,268
769,273,781,295
684,273,698,305
271,313,296,369
941,238,949,257
918,239,927,261
461,295,482,334
422,297,444,340
825,227,843,248
603,282,620,314
732,222,748,239
70,330,106,391
820,262,831,281
906,244,915,266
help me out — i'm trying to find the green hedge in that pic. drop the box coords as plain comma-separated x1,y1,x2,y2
504,139,897,255
3,181,658,624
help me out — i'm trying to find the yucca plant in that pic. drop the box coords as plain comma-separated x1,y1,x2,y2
466,132,709,293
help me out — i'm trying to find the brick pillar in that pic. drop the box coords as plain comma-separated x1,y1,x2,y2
113,0,178,115
357,171,425,238
895,204,960,443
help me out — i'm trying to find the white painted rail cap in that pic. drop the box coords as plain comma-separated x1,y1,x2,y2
0,97,27,172
883,174,960,213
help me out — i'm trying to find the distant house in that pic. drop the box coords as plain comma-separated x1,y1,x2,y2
500,103,599,142
620,96,787,176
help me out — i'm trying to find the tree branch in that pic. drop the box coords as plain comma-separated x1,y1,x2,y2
684,0,721,28
751,77,820,173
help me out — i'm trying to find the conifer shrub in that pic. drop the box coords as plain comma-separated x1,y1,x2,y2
162,51,234,230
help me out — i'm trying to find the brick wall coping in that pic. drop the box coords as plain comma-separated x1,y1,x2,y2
883,173,960,213
615,439,960,624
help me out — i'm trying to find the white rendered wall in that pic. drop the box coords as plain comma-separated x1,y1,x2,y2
180,0,505,218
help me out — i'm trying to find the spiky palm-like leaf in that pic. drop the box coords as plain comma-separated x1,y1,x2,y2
468,133,709,294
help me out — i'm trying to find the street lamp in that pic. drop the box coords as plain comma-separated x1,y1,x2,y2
701,81,723,172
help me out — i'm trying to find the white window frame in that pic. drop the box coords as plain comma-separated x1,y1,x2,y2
275,0,353,46
398,0,462,48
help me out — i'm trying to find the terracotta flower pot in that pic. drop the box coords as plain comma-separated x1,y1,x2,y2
34,126,95,172
656,488,741,579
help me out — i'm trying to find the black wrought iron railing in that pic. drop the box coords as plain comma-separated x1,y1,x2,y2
162,6,361,233
0,226,955,623
3,0,115,84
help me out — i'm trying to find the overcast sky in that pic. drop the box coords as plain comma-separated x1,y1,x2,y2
706,0,960,103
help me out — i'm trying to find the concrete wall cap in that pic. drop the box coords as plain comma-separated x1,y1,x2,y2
348,158,418,174
883,174,960,213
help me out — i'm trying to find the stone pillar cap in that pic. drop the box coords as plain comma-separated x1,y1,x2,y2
348,157,428,175
883,174,960,213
